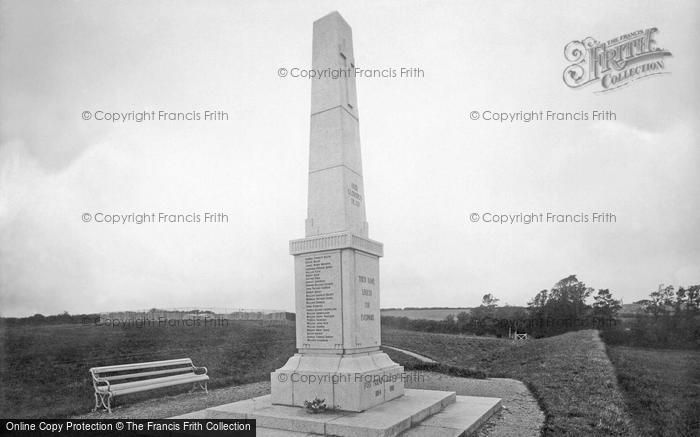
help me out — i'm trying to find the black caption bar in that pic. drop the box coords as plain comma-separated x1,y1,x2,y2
0,419,255,437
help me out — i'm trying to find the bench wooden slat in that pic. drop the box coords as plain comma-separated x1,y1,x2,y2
96,373,208,392
97,367,194,381
109,375,209,396
108,373,202,390
91,358,193,373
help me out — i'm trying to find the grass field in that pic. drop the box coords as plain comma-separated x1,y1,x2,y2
606,345,699,436
0,321,295,418
2,321,696,436
380,308,470,321
383,328,635,435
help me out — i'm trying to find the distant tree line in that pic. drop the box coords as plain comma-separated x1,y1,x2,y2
383,275,621,337
0,311,100,327
382,275,699,348
602,284,699,349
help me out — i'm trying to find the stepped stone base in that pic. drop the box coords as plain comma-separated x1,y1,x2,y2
271,351,404,412
180,388,501,437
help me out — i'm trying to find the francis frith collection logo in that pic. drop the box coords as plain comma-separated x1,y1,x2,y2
563,28,672,92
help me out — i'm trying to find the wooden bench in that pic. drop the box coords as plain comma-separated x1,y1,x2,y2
90,358,208,413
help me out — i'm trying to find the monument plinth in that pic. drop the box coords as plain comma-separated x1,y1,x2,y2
270,11,404,412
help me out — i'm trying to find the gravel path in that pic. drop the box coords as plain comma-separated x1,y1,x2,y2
385,344,544,435
75,373,543,436
73,382,271,420
404,372,544,437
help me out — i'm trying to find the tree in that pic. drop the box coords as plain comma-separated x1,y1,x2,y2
549,275,593,319
456,311,470,325
481,293,499,308
675,285,700,315
528,275,593,320
525,276,595,336
527,289,549,317
643,284,674,318
471,293,500,320
592,289,622,317
675,287,686,315
685,285,700,313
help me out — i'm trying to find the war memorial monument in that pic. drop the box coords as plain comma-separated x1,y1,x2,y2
189,11,502,436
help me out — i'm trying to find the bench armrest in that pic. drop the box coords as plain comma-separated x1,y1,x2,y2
92,375,111,392
193,366,208,376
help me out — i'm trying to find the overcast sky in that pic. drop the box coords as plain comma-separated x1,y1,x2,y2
1,0,698,317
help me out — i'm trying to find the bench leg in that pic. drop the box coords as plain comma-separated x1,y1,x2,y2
92,393,99,412
93,392,113,413
192,382,208,393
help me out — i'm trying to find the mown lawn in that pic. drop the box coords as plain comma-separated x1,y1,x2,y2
606,345,699,436
0,321,296,418
382,328,635,436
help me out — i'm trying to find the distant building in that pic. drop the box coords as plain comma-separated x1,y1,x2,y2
99,308,295,326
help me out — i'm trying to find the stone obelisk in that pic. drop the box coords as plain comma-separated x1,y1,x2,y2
271,11,404,412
